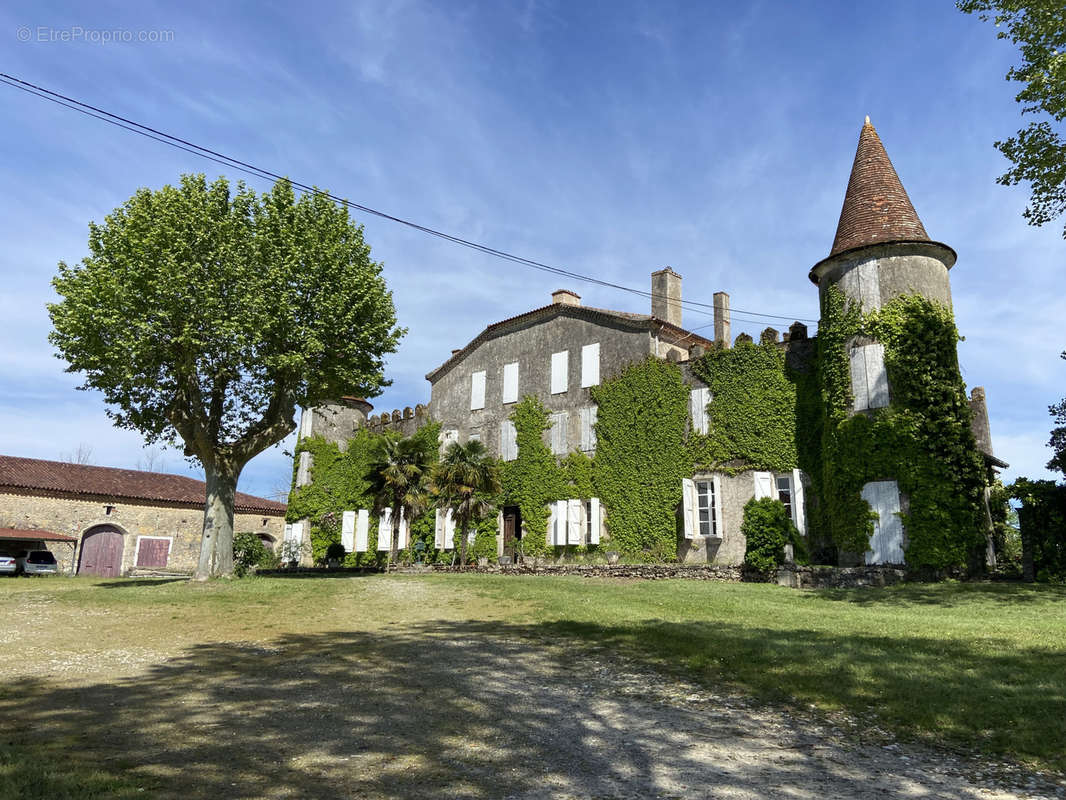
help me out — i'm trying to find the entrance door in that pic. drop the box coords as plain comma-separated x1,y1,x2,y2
78,527,124,577
502,506,521,560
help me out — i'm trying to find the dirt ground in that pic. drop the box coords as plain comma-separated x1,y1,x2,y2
1,576,1064,799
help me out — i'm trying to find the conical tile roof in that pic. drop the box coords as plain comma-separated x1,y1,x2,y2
830,118,930,256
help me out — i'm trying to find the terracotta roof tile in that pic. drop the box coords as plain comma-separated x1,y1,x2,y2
0,455,286,515
0,528,78,542
830,118,930,256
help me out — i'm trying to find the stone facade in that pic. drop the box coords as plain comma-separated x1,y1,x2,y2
0,489,286,575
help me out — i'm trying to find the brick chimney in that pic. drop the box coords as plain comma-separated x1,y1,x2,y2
651,268,682,327
552,289,581,306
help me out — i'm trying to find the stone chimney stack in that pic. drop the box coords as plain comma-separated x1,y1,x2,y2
969,387,994,456
651,268,682,327
552,289,581,306
713,292,731,347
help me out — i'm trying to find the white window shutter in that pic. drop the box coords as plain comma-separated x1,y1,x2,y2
341,510,356,551
283,523,292,542
849,347,870,411
581,343,600,387
690,388,710,435
864,344,889,409
589,497,601,544
356,509,369,552
554,499,568,545
298,408,313,439
580,406,597,452
434,509,444,549
712,475,724,537
550,412,568,455
377,509,391,551
550,351,568,394
444,510,455,550
682,478,696,539
862,480,903,565
567,498,584,545
791,469,806,534
500,419,518,462
502,362,519,404
470,371,487,410
547,503,556,545
296,451,312,487
397,508,409,550
753,471,774,500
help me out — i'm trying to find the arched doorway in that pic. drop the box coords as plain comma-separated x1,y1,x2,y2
78,526,125,577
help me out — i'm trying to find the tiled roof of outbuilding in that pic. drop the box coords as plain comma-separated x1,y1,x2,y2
0,528,78,542
0,455,286,515
829,118,930,256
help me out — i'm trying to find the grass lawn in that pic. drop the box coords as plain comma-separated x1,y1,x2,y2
0,574,1064,798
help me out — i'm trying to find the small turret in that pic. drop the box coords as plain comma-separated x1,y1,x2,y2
809,118,956,313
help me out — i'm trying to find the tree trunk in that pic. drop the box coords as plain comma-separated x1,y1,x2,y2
194,460,239,580
458,516,468,571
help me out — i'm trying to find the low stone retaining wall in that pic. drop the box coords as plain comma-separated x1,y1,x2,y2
410,563,747,581
776,564,909,589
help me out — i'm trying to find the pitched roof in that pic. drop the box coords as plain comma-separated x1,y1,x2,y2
425,302,715,382
0,455,286,515
0,528,78,542
829,118,930,256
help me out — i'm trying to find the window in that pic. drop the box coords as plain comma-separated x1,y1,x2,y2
341,510,356,551
549,411,568,455
440,428,459,455
502,362,519,404
776,475,793,521
550,350,568,394
468,431,481,443
580,406,597,452
689,387,711,435
696,480,717,537
470,370,486,410
849,343,888,411
500,420,518,461
683,476,723,539
581,343,600,388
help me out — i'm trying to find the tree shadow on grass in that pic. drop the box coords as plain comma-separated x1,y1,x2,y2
0,619,1063,799
94,578,190,588
813,581,1066,607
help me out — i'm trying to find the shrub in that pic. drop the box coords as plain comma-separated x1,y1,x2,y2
742,497,800,575
233,532,280,577
325,542,347,563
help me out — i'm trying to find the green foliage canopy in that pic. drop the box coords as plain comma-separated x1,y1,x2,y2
48,174,404,578
958,1,1066,235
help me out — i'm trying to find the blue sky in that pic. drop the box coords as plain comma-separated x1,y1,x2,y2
1,0,1062,499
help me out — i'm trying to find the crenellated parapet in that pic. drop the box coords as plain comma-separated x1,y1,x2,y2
363,403,430,438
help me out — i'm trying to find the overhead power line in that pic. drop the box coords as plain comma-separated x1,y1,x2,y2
0,72,818,326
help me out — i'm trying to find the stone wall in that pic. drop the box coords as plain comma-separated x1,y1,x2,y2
0,490,286,575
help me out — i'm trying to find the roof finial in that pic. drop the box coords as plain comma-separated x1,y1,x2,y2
865,114,871,125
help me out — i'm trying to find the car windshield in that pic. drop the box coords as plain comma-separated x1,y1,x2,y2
28,552,56,564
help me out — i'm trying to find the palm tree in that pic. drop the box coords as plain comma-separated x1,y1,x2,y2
366,434,433,571
433,440,501,570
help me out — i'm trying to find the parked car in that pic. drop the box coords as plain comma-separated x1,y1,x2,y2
14,550,58,576
0,555,16,575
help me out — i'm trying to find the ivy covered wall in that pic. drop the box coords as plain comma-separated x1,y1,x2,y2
814,288,986,567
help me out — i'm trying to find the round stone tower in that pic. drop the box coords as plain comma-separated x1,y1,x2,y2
809,117,956,315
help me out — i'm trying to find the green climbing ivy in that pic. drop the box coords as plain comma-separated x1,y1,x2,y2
689,340,800,474
590,357,690,561
287,420,441,565
815,288,986,567
500,396,567,558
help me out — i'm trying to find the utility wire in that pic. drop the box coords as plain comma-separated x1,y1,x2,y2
1,72,819,326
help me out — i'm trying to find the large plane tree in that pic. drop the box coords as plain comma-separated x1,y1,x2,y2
49,174,404,579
